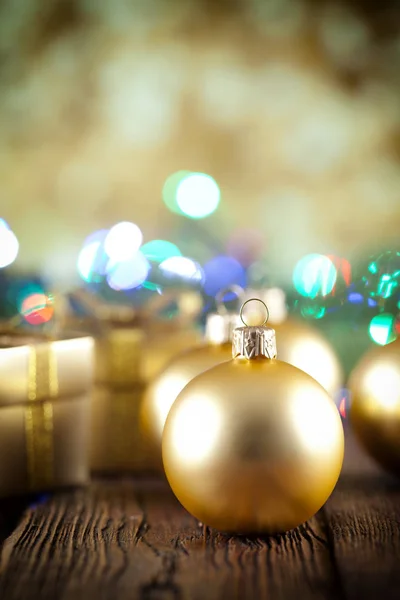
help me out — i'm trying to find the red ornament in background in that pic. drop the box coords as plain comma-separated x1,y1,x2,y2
326,255,352,295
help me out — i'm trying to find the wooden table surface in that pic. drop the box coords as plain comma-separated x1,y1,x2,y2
0,426,399,600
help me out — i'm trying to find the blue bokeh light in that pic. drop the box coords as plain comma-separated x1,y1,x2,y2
203,255,246,297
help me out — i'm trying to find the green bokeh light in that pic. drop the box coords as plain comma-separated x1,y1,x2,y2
365,251,400,299
377,273,400,299
368,313,396,345
162,170,191,214
293,254,337,298
301,304,326,319
141,240,182,263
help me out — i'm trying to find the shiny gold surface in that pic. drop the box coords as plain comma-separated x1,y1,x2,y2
349,339,400,476
141,343,232,461
25,344,58,490
0,336,94,404
163,358,344,534
273,319,343,397
0,335,93,497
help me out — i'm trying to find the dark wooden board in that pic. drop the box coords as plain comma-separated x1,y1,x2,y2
0,428,399,600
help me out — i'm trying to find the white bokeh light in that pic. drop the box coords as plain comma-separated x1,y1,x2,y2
176,173,220,219
107,251,150,290
159,256,204,283
0,220,19,268
104,222,143,262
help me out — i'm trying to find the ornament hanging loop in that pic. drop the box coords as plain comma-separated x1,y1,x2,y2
240,298,270,328
233,298,277,360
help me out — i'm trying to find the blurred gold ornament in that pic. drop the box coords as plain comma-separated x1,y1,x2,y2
273,319,342,397
242,288,342,396
162,299,344,534
349,338,400,476
141,288,243,464
142,325,201,382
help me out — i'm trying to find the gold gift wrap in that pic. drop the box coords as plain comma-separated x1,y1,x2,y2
0,334,94,497
67,288,202,473
90,322,201,473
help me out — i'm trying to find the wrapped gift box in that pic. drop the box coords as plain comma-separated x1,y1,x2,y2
67,289,202,473
90,323,201,473
0,333,94,497
91,325,148,472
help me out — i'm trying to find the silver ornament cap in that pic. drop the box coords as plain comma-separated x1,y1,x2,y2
233,325,277,359
232,298,277,359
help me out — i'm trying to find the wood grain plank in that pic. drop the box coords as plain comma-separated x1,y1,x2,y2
0,478,340,600
139,485,341,600
325,425,400,600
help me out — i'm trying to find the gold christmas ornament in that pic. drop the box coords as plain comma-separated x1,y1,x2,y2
243,289,342,397
349,338,400,476
141,288,243,463
272,319,343,398
162,299,344,534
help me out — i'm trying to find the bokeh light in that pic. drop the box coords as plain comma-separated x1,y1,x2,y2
334,388,351,419
162,170,191,214
20,293,54,325
348,292,363,304
104,222,143,261
395,315,400,336
293,254,337,298
141,240,182,263
159,256,204,283
226,228,264,267
203,255,246,297
78,242,102,281
176,172,221,219
77,229,109,282
301,304,326,319
0,219,19,268
368,313,397,345
364,251,400,299
106,251,150,291
327,255,352,290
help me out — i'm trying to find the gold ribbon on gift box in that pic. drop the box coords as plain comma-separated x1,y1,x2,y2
97,327,144,387
25,342,58,490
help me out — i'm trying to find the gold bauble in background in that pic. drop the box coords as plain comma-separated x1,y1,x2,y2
163,357,344,533
273,319,343,397
142,325,202,382
141,309,241,464
141,342,232,464
349,338,400,476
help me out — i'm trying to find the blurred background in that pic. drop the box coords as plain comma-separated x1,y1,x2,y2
0,0,399,379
